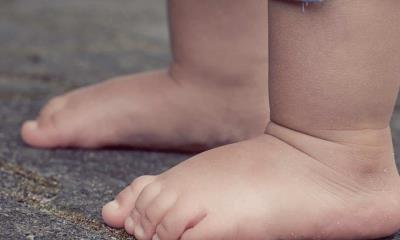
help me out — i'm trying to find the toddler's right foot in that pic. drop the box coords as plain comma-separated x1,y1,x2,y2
21,69,268,151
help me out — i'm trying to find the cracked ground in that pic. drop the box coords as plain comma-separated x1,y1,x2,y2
0,1,399,239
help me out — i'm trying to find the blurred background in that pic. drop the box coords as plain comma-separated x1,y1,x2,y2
0,0,169,97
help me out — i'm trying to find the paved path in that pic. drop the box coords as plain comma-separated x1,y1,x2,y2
0,1,399,239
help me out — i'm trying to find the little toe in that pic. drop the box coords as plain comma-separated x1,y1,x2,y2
155,198,206,240
102,175,155,228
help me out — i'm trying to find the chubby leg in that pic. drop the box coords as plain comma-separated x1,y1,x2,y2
103,0,400,239
21,0,269,151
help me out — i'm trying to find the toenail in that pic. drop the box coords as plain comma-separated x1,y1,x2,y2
107,200,120,211
25,121,38,130
152,234,160,240
135,224,145,238
110,200,119,209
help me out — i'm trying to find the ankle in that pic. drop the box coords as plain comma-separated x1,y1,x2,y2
265,121,399,188
168,60,268,91
167,61,269,132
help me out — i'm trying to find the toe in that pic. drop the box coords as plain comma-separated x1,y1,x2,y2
21,105,72,148
137,213,155,240
124,216,135,235
133,182,162,239
152,234,160,240
40,96,68,117
155,198,206,240
180,217,222,240
135,182,162,216
102,175,156,228
21,96,68,147
21,120,40,145
141,190,178,238
137,190,178,240
124,209,140,235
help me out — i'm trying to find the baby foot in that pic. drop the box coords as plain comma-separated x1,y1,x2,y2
21,69,268,151
103,122,400,240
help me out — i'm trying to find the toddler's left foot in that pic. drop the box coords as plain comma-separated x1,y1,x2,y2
103,123,400,240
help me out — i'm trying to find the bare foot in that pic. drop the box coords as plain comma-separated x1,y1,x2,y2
102,122,400,240
21,69,268,151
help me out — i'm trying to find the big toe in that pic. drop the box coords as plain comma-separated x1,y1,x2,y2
21,96,71,148
102,176,156,228
21,112,73,148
